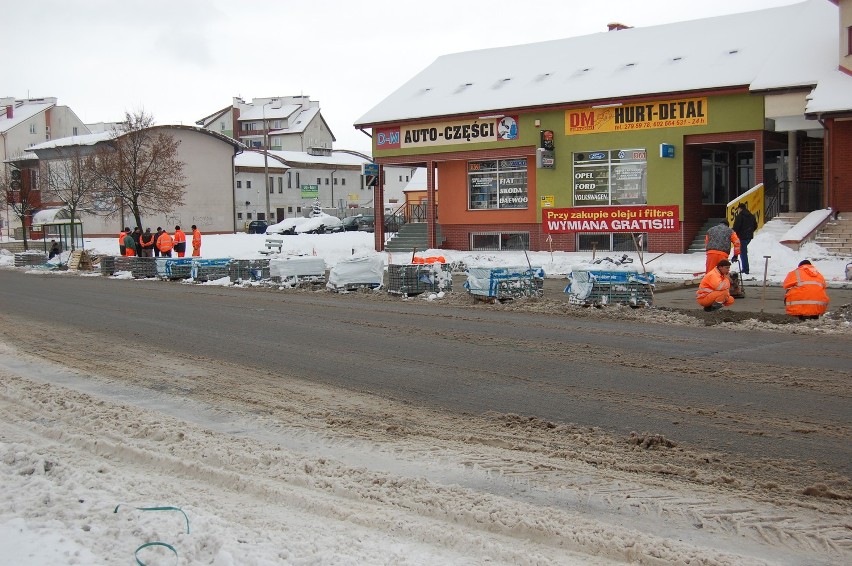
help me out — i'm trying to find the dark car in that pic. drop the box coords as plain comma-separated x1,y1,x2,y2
342,215,363,231
246,220,268,234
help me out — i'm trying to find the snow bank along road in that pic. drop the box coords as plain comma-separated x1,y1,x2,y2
0,269,850,564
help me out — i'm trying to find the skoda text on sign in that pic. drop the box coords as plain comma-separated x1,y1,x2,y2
542,205,680,233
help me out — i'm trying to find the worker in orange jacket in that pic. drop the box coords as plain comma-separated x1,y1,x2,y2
118,227,129,255
783,260,830,320
191,224,201,257
122,231,137,257
696,259,735,311
173,225,187,257
157,230,174,257
704,221,741,273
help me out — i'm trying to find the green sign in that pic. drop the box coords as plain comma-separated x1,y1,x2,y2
301,184,318,199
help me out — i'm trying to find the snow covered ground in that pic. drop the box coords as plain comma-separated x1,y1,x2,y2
5,216,849,286
0,217,850,565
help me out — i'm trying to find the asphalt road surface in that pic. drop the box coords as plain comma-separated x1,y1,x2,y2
1,269,849,477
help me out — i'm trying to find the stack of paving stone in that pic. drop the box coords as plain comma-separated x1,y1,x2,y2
14,251,47,267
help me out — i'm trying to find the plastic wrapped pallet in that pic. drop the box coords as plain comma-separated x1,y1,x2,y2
157,258,193,280
464,266,545,300
269,256,326,286
327,255,384,291
387,263,453,296
565,268,655,307
190,258,231,282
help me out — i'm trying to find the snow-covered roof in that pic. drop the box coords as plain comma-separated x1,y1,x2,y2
356,0,845,126
29,131,115,151
805,70,852,115
32,208,71,224
270,149,371,167
234,150,289,169
268,106,320,135
28,125,243,154
0,102,53,133
239,104,300,122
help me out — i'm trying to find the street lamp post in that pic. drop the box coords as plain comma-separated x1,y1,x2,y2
262,102,271,222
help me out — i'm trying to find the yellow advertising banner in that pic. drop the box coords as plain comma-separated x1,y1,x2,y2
727,184,765,229
565,97,708,135
540,195,555,208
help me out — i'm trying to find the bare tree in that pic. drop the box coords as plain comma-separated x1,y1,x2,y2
40,147,98,251
91,110,187,229
1,165,39,250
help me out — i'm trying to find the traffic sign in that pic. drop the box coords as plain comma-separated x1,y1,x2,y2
364,174,378,187
362,163,378,176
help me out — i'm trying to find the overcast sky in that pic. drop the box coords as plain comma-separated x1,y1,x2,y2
3,0,801,154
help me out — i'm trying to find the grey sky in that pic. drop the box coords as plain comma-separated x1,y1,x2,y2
2,0,800,153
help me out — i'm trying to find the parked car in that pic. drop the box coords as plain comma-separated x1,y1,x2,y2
246,220,268,234
355,214,405,233
342,215,363,231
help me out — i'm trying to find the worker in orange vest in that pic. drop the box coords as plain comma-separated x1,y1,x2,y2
157,230,174,257
191,224,202,257
783,260,830,320
138,228,155,257
118,227,129,255
695,259,735,311
173,225,187,257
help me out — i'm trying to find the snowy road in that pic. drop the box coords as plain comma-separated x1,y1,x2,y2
0,269,850,564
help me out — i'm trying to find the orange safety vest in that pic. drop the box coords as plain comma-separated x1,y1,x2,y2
157,231,174,252
695,267,733,307
783,265,829,316
173,230,186,244
192,229,201,248
118,231,127,245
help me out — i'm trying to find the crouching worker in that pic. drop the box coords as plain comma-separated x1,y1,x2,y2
783,260,829,320
696,259,735,312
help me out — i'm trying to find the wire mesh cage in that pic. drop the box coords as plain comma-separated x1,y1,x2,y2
565,270,655,307
387,263,453,296
229,259,271,282
464,267,545,301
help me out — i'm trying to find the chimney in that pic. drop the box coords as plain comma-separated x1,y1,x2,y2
607,22,632,31
5,106,11,119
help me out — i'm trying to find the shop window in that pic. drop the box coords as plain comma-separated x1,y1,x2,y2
470,232,530,251
701,149,729,204
737,151,754,194
468,158,528,210
573,149,647,206
576,232,648,252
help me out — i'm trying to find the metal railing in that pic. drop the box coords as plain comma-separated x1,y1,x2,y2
764,180,823,220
